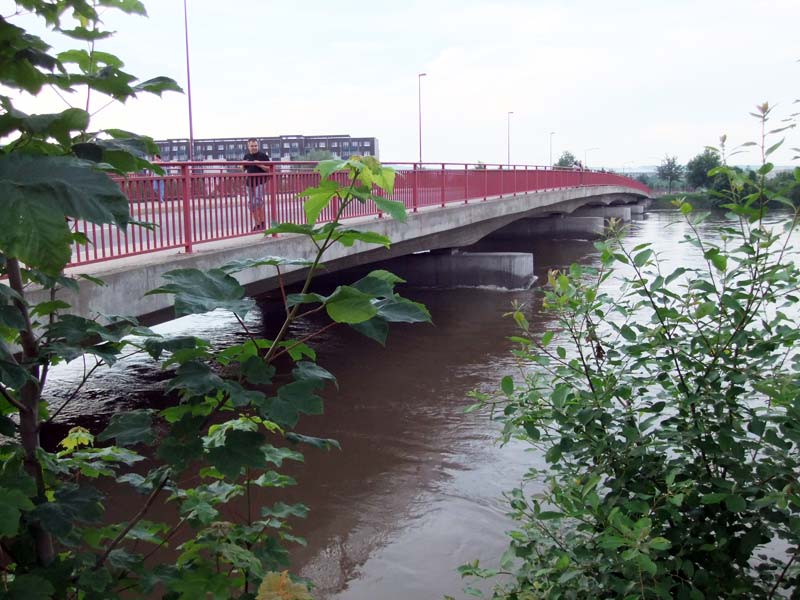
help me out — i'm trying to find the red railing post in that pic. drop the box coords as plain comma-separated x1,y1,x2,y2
499,165,504,199
464,164,468,203
513,165,517,196
181,164,193,253
483,165,488,201
440,163,446,208
269,164,278,236
412,164,419,213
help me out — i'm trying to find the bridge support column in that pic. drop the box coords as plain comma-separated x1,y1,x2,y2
488,215,606,240
630,203,645,215
572,205,632,221
384,251,535,289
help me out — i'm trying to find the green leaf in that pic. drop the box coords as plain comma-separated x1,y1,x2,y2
725,494,747,513
143,335,206,360
240,356,276,385
97,409,155,446
133,76,183,96
257,380,324,428
694,302,718,319
372,195,407,222
264,222,315,236
325,286,378,324
649,537,672,551
147,268,254,318
619,324,637,341
501,376,514,395
633,249,653,267
206,430,267,478
220,255,316,274
254,471,297,488
166,361,224,396
33,483,104,538
0,487,34,537
545,445,562,463
350,316,389,345
704,248,727,272
316,159,348,180
375,297,432,323
285,432,341,450
701,492,727,505
292,361,337,387
637,553,658,575
4,575,55,600
0,305,25,330
301,179,340,224
0,154,129,273
332,229,392,248
351,269,405,297
286,293,326,308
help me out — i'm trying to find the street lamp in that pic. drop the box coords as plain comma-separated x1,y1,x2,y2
507,111,514,166
418,73,427,163
584,147,599,169
182,0,195,161
549,131,556,167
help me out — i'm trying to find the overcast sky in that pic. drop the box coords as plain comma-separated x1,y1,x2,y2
7,0,800,168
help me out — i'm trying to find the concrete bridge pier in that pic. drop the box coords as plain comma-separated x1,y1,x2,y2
572,205,632,221
630,203,645,215
486,215,606,240
380,250,535,290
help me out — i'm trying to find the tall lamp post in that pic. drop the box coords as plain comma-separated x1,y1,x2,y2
418,72,426,163
507,111,514,166
584,146,599,169
182,0,195,160
549,131,556,167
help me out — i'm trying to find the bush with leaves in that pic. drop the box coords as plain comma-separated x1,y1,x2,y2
0,2,430,598
461,104,800,598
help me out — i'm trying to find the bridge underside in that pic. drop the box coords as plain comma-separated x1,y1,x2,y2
45,185,648,325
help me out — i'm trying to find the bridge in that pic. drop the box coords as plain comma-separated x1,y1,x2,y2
50,161,650,325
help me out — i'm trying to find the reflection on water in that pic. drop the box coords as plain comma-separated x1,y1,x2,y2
43,210,796,599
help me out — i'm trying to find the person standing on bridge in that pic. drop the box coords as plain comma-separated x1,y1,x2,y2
242,138,271,230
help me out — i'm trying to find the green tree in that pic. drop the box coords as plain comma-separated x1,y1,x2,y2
635,173,652,187
685,147,722,189
656,154,684,192
462,104,800,598
0,3,430,597
555,150,577,168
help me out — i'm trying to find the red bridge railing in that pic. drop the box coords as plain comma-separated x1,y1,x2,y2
69,161,650,267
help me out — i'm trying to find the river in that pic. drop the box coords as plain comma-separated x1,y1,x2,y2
42,208,796,599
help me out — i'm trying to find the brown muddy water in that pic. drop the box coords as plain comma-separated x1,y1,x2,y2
42,210,793,599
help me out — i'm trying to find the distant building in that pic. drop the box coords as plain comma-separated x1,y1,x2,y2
154,134,379,162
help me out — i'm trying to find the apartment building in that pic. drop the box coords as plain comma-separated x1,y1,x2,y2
155,134,379,162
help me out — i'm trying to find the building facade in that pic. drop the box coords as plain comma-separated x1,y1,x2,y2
155,134,379,162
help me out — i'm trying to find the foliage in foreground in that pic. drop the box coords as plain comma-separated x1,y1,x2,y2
463,106,800,598
0,2,430,598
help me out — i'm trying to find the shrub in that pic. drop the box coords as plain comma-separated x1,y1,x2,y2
463,104,800,598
